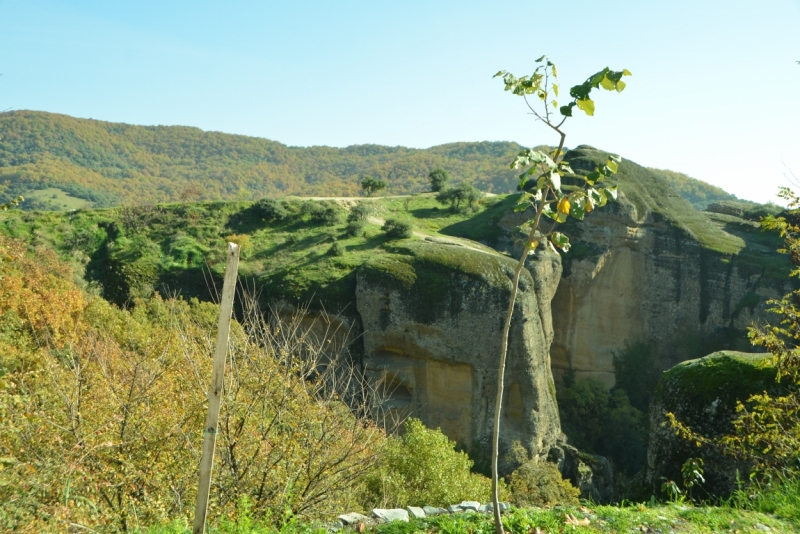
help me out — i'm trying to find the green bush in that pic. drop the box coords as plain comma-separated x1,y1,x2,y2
558,378,647,476
346,220,365,237
381,218,413,239
435,182,484,213
328,240,344,256
255,198,288,221
613,339,660,412
508,460,580,507
302,201,343,225
362,418,499,508
347,202,372,222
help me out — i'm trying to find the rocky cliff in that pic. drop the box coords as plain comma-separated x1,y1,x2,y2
548,146,792,389
355,239,562,472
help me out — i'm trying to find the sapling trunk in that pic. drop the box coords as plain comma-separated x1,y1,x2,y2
491,135,564,534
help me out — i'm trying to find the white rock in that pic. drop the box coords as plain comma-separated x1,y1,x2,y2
459,501,481,511
406,506,426,519
447,505,462,513
372,508,409,522
423,506,446,516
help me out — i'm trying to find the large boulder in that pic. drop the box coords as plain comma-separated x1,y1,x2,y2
356,239,562,473
646,351,784,498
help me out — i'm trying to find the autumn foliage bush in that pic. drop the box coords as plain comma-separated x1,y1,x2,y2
0,236,385,532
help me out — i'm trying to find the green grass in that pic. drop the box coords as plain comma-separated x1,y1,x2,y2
24,187,93,210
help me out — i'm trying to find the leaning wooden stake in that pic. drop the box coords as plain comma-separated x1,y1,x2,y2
193,242,240,534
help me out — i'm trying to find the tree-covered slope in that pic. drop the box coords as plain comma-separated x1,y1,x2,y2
0,110,526,206
0,111,743,211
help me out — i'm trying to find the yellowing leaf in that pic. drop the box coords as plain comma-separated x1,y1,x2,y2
557,197,571,215
616,80,627,92
600,76,616,91
622,68,632,76
584,198,593,213
576,98,595,116
552,83,559,97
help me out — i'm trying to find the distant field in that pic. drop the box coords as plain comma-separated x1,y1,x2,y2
24,187,93,210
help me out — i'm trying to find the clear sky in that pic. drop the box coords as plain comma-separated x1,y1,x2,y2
1,0,798,203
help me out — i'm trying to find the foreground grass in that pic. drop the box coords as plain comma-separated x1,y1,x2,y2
140,501,799,534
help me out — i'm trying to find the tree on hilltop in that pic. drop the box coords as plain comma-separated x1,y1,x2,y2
428,168,450,192
360,176,386,197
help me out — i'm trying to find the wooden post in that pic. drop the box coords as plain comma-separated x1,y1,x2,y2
193,242,240,534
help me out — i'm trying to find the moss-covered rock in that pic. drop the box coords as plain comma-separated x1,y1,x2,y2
646,351,785,498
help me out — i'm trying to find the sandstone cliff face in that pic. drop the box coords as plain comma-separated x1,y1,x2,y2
355,240,562,472
549,147,792,389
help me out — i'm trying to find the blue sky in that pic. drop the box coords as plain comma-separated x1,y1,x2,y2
1,0,799,203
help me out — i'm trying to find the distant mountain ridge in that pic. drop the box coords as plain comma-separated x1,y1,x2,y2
0,110,737,210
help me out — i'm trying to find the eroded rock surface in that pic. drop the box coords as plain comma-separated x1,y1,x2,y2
356,240,561,472
550,146,792,389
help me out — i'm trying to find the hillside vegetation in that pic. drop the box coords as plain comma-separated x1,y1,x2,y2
0,111,743,211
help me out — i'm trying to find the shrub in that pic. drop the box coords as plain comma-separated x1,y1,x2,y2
328,240,344,256
346,220,365,237
508,460,580,507
362,418,499,508
302,201,343,225
381,218,413,239
435,182,484,213
613,339,660,412
255,198,288,221
347,202,372,222
0,236,385,531
558,378,647,476
224,233,252,258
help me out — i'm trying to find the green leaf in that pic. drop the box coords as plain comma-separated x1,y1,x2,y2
514,202,530,213
622,69,632,76
551,232,571,252
605,185,619,200
576,98,595,116
606,159,619,174
493,70,506,78
590,70,606,86
570,203,586,221
542,203,558,221
556,211,568,224
560,103,575,117
535,55,546,62
608,154,622,163
559,163,574,175
585,170,600,185
600,76,616,91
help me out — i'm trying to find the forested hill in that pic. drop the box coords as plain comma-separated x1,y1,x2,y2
0,110,737,209
0,111,526,207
